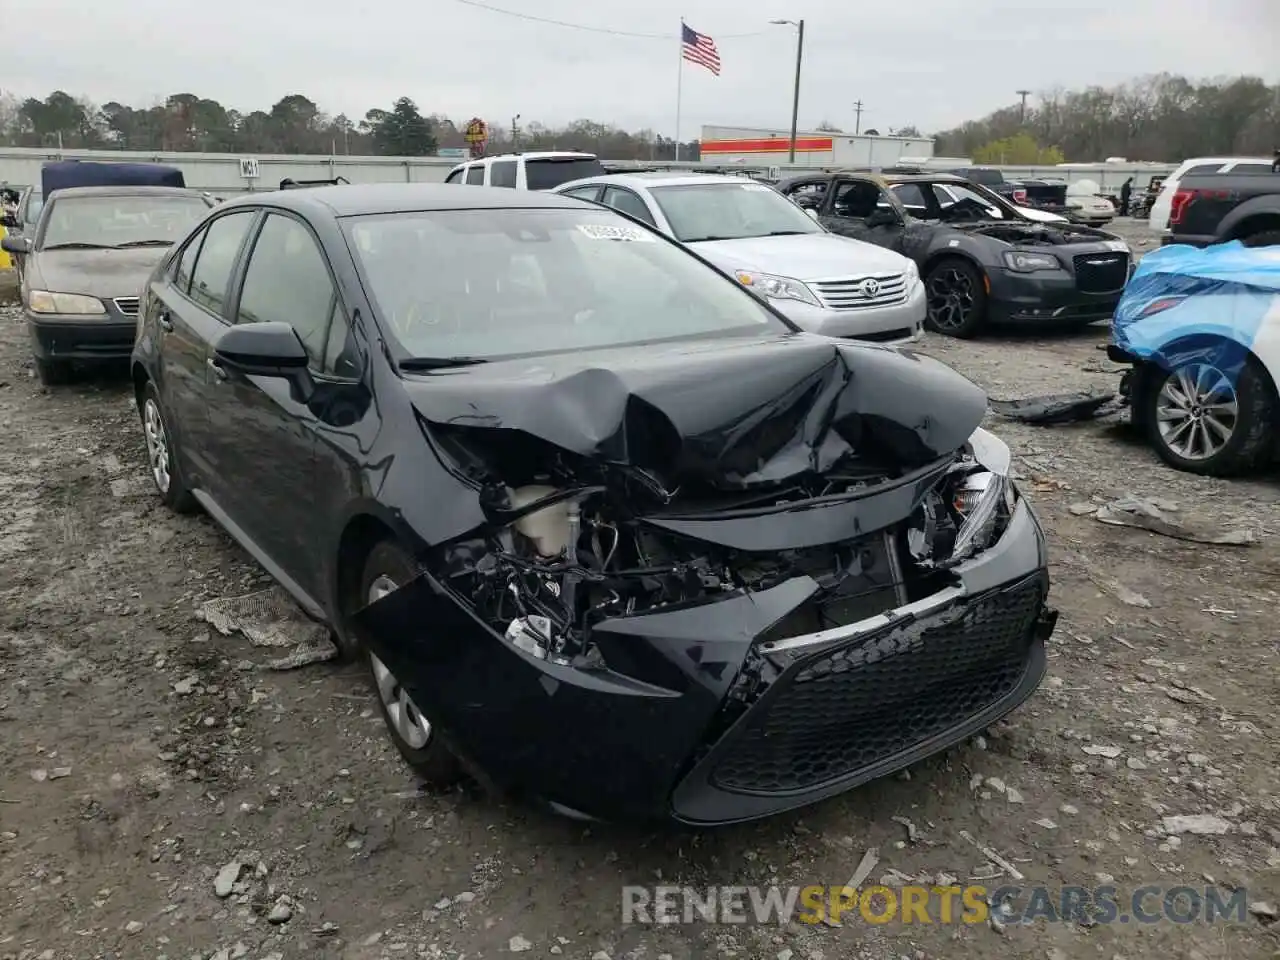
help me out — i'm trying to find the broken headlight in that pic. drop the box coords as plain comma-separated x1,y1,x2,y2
908,428,1018,568
948,428,1017,562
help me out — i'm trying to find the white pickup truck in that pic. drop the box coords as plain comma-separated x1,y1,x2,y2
445,151,606,190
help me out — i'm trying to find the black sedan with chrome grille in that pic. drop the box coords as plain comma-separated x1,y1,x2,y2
777,171,1135,339
130,183,1057,827
9,185,215,384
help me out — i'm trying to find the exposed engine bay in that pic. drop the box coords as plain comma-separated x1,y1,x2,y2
960,222,1105,246
433,428,1017,668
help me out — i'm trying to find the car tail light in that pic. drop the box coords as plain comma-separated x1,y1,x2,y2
1169,188,1195,225
1012,189,1028,204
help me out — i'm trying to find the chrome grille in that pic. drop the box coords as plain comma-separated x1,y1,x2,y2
814,273,907,310
113,297,140,316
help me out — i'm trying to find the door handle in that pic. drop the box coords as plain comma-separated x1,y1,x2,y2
158,311,173,332
206,357,227,381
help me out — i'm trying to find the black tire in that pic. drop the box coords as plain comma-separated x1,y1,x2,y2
139,382,198,513
1139,354,1278,477
924,257,988,338
1241,229,1280,249
353,540,462,785
34,356,72,386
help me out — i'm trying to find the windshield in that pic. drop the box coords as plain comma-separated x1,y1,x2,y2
939,181,1019,220
39,194,209,249
649,181,822,242
524,157,606,191
344,207,786,362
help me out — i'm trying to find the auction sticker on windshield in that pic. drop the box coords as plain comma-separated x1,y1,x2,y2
576,223,656,242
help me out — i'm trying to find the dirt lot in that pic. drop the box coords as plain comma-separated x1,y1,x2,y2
1,219,1277,960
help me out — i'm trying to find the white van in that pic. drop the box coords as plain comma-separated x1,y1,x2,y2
445,152,606,190
1148,156,1276,234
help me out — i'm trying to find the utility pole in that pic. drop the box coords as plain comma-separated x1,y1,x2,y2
1016,89,1031,124
853,100,864,135
511,113,521,151
770,19,805,163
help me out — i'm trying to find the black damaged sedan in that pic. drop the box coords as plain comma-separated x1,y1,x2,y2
130,183,1057,825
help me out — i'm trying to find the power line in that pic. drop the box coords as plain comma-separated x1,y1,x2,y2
450,0,767,40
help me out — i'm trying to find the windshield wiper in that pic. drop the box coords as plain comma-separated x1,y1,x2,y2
42,242,113,250
765,229,810,236
113,239,174,248
681,235,735,243
399,356,489,371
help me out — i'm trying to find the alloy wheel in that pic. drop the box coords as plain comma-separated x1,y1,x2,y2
1154,362,1239,461
926,267,976,332
142,398,171,493
366,574,432,750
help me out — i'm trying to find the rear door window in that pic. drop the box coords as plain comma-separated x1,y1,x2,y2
489,161,517,188
602,187,656,226
187,211,256,316
525,157,607,190
1229,162,1273,174
465,165,485,185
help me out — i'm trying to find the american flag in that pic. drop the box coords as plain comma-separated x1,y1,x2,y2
681,23,721,76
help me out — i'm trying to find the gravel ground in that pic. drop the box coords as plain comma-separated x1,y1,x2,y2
1,218,1277,960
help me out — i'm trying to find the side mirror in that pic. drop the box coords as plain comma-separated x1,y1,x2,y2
1,234,30,254
213,321,314,401
867,208,901,228
794,195,821,210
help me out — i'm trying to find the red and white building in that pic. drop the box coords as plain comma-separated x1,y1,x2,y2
699,125,935,168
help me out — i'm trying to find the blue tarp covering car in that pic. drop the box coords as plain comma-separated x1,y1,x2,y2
41,160,185,196
1110,240,1280,476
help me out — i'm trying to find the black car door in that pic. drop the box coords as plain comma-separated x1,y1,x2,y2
151,209,259,487
202,210,353,601
818,178,908,253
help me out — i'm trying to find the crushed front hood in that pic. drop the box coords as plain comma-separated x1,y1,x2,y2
404,332,987,490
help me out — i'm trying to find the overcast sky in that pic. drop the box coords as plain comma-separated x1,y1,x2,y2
7,0,1277,137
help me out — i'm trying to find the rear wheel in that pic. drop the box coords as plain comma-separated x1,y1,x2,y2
34,357,72,386
353,540,463,785
1241,229,1280,249
140,382,198,512
1141,355,1277,476
924,257,987,338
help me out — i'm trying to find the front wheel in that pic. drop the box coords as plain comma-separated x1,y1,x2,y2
1140,355,1277,476
34,356,72,386
924,258,988,338
353,540,463,785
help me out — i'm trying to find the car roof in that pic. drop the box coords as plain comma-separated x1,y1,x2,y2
46,185,208,199
217,182,594,217
558,172,765,190
777,171,970,187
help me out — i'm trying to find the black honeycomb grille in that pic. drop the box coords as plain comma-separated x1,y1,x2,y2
709,576,1046,795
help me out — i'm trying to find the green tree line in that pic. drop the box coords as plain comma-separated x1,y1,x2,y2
1,73,1275,162
934,73,1279,163
0,90,702,160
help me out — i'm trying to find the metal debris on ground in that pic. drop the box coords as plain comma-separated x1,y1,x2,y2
1089,496,1258,546
988,388,1126,424
958,830,1025,881
201,587,338,669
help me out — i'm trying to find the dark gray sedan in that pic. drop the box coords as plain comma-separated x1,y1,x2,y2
1,185,215,384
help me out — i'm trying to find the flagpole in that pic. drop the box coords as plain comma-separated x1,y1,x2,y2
675,18,684,162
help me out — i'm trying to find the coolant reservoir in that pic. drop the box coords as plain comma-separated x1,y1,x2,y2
509,485,571,557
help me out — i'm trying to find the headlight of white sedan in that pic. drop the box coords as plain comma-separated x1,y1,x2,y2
733,270,821,307
27,290,107,315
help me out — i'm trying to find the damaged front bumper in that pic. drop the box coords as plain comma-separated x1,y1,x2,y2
353,477,1055,826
